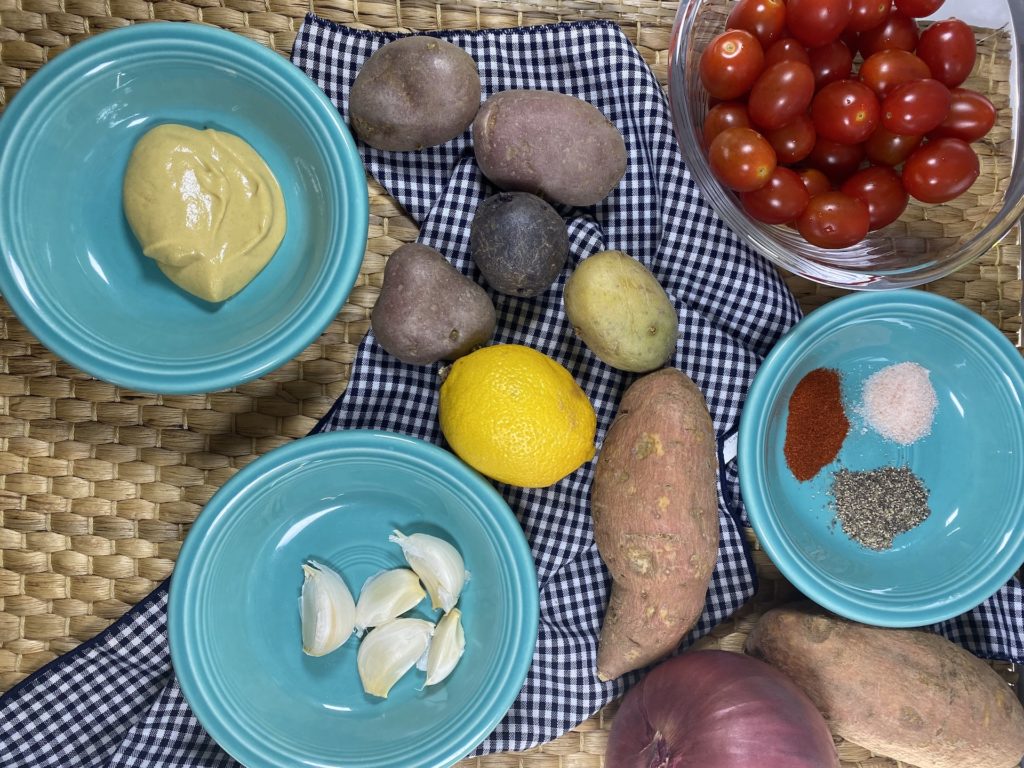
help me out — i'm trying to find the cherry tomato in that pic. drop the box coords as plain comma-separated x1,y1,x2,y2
864,125,923,165
848,0,891,33
858,11,919,57
699,29,766,100
748,62,816,130
859,50,932,98
901,137,980,203
708,127,778,192
840,166,909,229
786,0,851,48
811,80,881,144
798,167,832,197
894,0,943,17
727,0,788,49
765,114,817,164
764,37,812,67
740,167,811,224
929,88,997,143
704,102,752,146
798,191,871,248
881,78,951,135
807,136,866,182
916,19,976,88
808,40,853,88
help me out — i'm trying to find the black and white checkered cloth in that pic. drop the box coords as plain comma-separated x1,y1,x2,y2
1,15,1021,768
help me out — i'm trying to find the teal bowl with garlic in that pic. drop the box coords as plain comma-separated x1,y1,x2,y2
168,429,540,768
0,22,368,394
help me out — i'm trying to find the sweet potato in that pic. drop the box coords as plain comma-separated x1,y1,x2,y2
591,368,719,680
745,604,1024,768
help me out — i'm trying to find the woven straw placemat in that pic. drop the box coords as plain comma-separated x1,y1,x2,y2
0,2,1021,766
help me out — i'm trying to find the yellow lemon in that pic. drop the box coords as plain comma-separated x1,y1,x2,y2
439,344,597,488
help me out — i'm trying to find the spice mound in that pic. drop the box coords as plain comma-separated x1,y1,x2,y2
830,466,931,551
858,362,937,445
784,368,850,482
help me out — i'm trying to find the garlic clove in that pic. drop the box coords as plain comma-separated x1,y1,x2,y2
357,618,435,698
389,530,469,613
425,608,465,686
355,568,426,632
300,560,356,657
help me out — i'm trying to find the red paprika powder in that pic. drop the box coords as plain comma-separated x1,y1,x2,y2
784,368,849,482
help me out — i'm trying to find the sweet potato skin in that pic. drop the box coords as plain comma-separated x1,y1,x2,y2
591,368,719,680
745,604,1024,768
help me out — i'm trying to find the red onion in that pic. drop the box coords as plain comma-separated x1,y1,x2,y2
606,649,839,768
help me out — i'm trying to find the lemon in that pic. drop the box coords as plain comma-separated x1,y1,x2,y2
439,344,596,488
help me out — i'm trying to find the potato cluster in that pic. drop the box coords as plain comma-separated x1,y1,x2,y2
352,36,678,374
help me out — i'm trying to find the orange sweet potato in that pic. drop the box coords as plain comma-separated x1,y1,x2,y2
591,368,719,681
745,604,1024,768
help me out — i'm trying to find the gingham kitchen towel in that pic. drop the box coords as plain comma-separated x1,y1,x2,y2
2,15,1021,768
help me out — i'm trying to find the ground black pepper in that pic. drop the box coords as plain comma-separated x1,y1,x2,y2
830,466,931,551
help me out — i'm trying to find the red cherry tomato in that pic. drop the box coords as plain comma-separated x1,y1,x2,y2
811,79,881,144
798,168,832,197
929,88,997,143
704,102,752,147
859,50,932,98
807,136,866,182
864,125,923,165
894,0,944,17
740,167,811,224
765,114,817,164
798,191,871,248
808,40,853,88
916,19,976,88
748,62,817,130
848,0,891,33
858,11,919,57
708,127,778,192
881,78,951,135
901,137,980,203
840,165,909,229
699,29,766,100
764,37,812,67
786,0,851,48
727,0,788,49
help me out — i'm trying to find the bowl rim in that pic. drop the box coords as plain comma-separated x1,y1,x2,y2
738,290,1024,627
167,428,540,768
667,0,1024,290
0,21,369,394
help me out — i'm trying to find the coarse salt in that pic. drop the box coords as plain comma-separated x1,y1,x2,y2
858,362,937,445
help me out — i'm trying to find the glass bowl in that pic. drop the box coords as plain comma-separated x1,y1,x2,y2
668,0,1024,289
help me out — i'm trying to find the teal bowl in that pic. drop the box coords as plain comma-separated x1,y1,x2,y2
168,430,539,768
0,22,368,394
739,291,1024,627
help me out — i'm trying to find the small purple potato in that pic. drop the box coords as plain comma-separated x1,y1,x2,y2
469,192,569,297
350,37,481,151
472,90,627,207
371,243,496,365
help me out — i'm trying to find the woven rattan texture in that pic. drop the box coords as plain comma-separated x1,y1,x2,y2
0,2,1021,766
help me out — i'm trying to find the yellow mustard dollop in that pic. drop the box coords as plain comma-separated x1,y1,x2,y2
123,124,286,303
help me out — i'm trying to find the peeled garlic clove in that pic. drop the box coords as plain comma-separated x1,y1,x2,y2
357,618,434,698
389,530,469,613
425,608,465,686
355,568,426,632
300,560,356,657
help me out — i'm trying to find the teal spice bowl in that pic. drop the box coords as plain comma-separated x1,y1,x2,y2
168,429,540,768
0,22,368,394
739,290,1024,627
